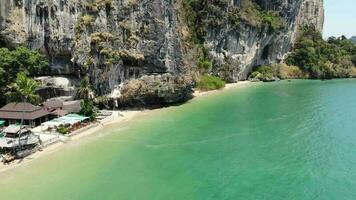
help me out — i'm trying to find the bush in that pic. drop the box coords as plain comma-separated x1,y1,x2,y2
249,64,308,81
79,99,98,121
197,58,213,71
57,126,70,135
260,10,285,32
278,64,308,79
249,65,278,81
82,15,94,26
196,75,226,91
95,95,111,109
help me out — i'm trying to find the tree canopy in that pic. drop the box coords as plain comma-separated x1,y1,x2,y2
0,47,48,78
286,27,356,79
0,47,48,105
6,72,41,104
77,76,95,100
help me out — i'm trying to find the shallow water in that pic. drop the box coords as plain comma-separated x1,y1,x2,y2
1,80,356,199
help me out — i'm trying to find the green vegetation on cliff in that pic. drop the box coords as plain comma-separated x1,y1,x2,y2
183,0,284,89
194,42,225,91
250,27,356,81
286,27,356,79
183,0,285,44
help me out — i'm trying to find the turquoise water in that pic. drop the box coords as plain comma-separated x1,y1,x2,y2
1,80,356,199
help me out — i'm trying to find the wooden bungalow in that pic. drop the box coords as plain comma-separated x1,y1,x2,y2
43,100,63,112
0,103,51,127
42,100,81,117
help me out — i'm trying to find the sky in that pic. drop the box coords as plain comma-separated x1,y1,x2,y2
323,0,356,38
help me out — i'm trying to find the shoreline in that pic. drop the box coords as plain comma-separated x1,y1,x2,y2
0,81,253,173
0,110,143,173
193,81,253,97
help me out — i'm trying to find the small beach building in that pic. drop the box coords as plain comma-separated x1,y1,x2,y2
0,103,51,127
43,100,63,112
41,114,89,128
1,125,31,138
33,113,90,134
0,125,40,158
42,100,81,117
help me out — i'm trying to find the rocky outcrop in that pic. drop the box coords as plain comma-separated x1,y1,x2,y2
0,0,324,105
36,76,79,101
119,74,193,106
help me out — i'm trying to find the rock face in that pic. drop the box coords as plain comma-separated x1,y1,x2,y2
119,74,193,106
204,0,324,81
0,0,189,95
0,0,324,105
35,76,79,100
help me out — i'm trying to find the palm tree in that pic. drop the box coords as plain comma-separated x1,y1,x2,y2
6,72,41,104
77,76,94,100
5,72,41,152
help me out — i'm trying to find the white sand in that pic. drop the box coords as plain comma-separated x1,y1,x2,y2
194,81,252,97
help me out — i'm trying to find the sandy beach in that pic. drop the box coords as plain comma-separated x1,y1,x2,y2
193,81,253,97
0,81,252,173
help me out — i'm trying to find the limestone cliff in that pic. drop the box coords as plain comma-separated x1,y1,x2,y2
196,0,324,81
0,0,324,105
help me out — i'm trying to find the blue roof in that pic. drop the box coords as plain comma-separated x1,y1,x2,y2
42,114,89,127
